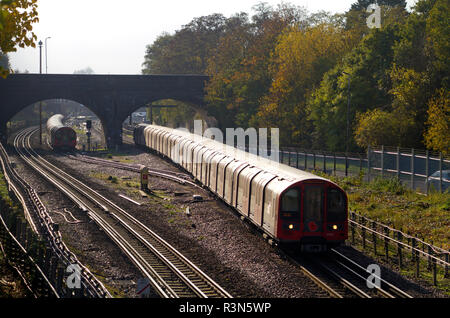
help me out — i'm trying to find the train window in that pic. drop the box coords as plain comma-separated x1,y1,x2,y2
327,188,347,222
281,188,300,219
303,186,323,229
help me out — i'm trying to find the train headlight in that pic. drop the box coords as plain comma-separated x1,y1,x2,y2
332,224,338,230
288,224,294,230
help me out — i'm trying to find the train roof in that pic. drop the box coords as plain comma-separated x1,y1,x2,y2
47,114,65,129
140,124,331,184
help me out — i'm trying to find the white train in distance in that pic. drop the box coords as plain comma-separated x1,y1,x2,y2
133,124,348,252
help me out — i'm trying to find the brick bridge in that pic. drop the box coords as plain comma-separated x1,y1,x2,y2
0,73,209,147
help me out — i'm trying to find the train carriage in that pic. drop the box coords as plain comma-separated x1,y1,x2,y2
46,114,77,149
134,124,348,252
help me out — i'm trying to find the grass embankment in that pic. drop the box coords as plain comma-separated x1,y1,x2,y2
314,171,450,250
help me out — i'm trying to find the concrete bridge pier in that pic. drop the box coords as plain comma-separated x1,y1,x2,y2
102,117,124,149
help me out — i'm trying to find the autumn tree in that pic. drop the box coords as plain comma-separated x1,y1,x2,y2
205,3,308,129
254,23,354,147
424,88,449,154
0,0,39,77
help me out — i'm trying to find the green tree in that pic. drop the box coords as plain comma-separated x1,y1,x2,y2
308,21,404,151
142,13,227,75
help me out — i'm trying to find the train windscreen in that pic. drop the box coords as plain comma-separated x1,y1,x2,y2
280,188,300,220
326,188,347,222
303,186,323,232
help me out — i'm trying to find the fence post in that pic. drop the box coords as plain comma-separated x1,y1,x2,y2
425,150,429,195
345,153,348,177
56,266,65,296
439,152,443,193
384,227,389,262
397,231,403,269
305,152,308,170
412,237,419,277
372,221,377,255
381,145,385,177
351,213,355,244
313,151,316,170
333,152,337,176
397,147,400,180
323,152,327,173
367,145,371,182
445,251,449,278
296,150,299,169
361,216,366,250
288,149,291,166
411,148,415,190
427,243,432,270
433,255,437,286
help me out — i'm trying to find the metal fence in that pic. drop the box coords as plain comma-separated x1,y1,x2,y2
276,146,450,194
349,211,449,286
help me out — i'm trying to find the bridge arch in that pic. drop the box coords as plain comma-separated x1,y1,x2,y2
0,73,209,147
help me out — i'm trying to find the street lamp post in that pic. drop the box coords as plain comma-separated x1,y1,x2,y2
343,71,351,154
45,37,51,74
39,40,43,145
343,71,351,177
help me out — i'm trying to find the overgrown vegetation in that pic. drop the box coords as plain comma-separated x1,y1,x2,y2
314,170,450,249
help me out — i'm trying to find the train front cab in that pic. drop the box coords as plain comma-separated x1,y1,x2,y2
53,127,77,149
277,180,348,252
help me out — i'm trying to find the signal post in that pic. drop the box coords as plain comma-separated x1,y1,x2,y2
140,166,149,191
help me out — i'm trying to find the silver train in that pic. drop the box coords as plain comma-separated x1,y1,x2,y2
134,124,348,251
46,114,77,149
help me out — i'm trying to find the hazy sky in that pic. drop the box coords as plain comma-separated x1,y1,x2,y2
8,0,418,75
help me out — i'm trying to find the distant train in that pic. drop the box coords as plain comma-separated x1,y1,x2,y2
134,124,348,252
46,114,77,149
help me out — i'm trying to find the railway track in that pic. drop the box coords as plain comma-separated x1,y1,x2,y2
14,127,232,298
46,125,414,299
119,126,413,299
284,247,413,299
66,153,202,189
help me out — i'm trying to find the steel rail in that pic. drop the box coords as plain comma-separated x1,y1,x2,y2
304,254,372,298
17,128,231,298
0,141,39,234
12,128,112,298
16,128,180,298
330,249,413,298
67,154,201,189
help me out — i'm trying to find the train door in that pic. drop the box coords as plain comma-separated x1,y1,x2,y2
301,184,324,234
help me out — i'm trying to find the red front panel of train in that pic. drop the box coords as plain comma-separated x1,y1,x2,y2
276,181,348,244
